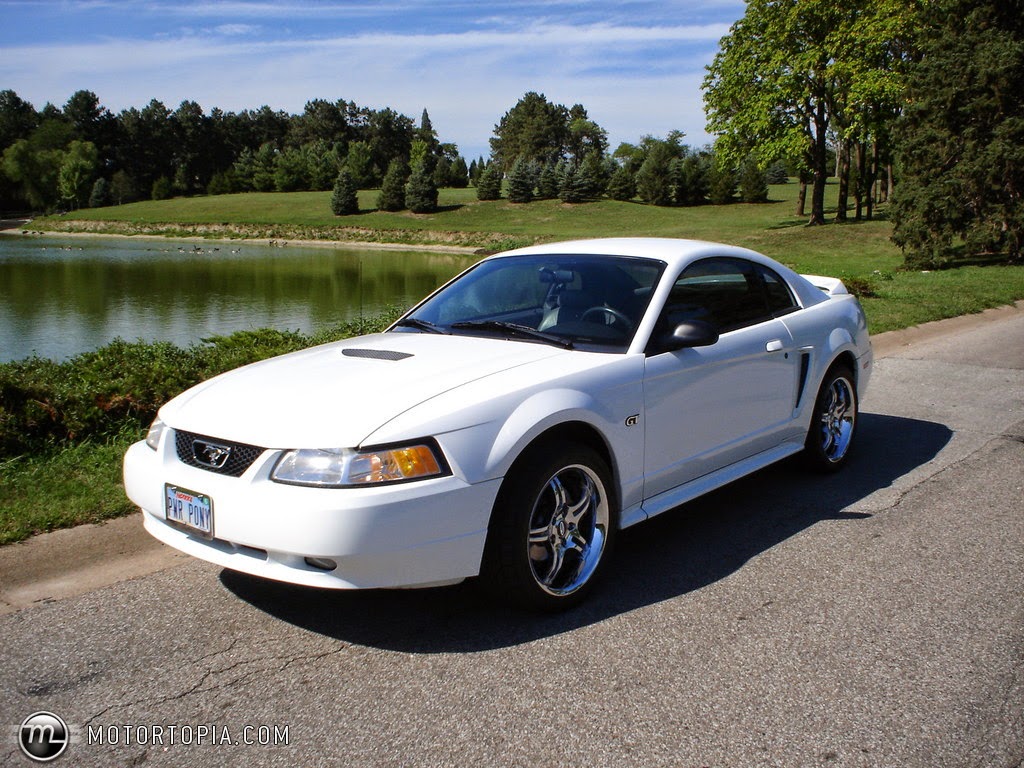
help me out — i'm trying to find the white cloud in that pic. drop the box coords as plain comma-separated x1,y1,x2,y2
0,16,725,157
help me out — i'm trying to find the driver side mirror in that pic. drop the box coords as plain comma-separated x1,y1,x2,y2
652,320,719,354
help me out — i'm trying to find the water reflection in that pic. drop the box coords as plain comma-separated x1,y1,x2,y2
0,235,475,361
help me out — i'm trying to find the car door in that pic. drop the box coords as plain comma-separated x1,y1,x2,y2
641,257,800,499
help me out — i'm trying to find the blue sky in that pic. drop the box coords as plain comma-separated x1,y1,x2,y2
0,0,745,160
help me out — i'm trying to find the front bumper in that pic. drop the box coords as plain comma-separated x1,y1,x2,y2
124,438,501,590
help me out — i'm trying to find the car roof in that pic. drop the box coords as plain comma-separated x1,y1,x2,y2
495,237,778,272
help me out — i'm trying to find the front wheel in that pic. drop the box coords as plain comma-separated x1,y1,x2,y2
483,443,615,611
803,364,858,472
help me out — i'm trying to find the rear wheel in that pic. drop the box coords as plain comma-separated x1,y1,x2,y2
483,443,615,611
804,364,858,472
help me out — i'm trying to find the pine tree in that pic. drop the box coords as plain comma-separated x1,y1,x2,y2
377,158,408,212
537,161,560,199
708,164,737,205
88,177,110,208
738,157,769,203
635,143,675,206
672,154,711,206
766,160,789,184
449,156,469,188
330,169,359,215
558,162,586,203
577,151,608,198
606,166,636,201
476,163,502,201
506,157,535,203
405,162,438,213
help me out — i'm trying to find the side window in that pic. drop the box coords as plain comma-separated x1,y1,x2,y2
757,264,798,316
661,258,771,334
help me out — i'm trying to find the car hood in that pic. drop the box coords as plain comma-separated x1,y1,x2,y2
160,332,568,448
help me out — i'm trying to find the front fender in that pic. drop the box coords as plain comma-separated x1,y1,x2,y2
484,388,618,477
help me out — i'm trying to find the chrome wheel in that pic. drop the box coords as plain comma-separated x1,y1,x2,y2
527,464,610,596
819,375,856,463
484,442,616,610
804,365,858,472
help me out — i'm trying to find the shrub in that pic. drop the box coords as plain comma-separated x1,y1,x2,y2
0,315,402,459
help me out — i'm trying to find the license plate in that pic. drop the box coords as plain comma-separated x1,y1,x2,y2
164,485,214,539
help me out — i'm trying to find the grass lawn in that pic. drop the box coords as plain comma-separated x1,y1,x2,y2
6,182,1021,544
0,435,137,545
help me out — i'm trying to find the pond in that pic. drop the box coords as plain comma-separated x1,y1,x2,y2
0,233,477,362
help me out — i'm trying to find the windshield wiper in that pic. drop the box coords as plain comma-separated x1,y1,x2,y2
393,317,450,334
450,320,574,349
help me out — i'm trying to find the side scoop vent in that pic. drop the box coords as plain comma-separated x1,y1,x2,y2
342,348,413,362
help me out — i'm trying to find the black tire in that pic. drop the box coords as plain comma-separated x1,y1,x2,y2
803,364,858,472
483,442,616,611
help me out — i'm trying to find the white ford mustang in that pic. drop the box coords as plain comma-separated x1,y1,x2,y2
124,238,872,609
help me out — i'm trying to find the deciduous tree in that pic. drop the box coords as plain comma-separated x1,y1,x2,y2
892,0,1024,266
58,140,99,208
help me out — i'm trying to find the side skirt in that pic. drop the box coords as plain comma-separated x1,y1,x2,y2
620,441,805,529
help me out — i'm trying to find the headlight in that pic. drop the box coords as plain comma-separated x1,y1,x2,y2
271,440,448,487
145,418,166,450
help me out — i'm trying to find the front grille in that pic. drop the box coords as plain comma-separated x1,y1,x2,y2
174,430,265,477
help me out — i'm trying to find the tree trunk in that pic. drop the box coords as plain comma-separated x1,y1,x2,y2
808,99,828,226
866,140,879,220
853,141,864,221
836,138,850,223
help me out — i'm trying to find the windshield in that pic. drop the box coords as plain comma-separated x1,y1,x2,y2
392,254,665,351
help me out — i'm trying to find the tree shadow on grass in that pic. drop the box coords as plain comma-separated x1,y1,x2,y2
221,412,951,652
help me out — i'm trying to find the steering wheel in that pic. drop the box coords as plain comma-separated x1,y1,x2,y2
581,305,634,334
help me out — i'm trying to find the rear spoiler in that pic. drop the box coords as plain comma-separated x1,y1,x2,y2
801,274,849,296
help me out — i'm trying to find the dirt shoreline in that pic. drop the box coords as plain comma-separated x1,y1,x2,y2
0,218,485,255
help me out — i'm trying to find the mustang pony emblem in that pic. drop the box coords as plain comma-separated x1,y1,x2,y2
193,440,232,469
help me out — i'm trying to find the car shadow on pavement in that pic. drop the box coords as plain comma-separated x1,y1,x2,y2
221,412,952,652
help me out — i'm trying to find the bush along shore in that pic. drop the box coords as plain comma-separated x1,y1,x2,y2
0,312,401,544
28,216,529,254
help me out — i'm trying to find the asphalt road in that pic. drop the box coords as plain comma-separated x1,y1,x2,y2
1,307,1022,768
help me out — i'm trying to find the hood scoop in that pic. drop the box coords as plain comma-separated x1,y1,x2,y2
342,348,413,362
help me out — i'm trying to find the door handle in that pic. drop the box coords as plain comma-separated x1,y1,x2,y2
765,339,784,352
